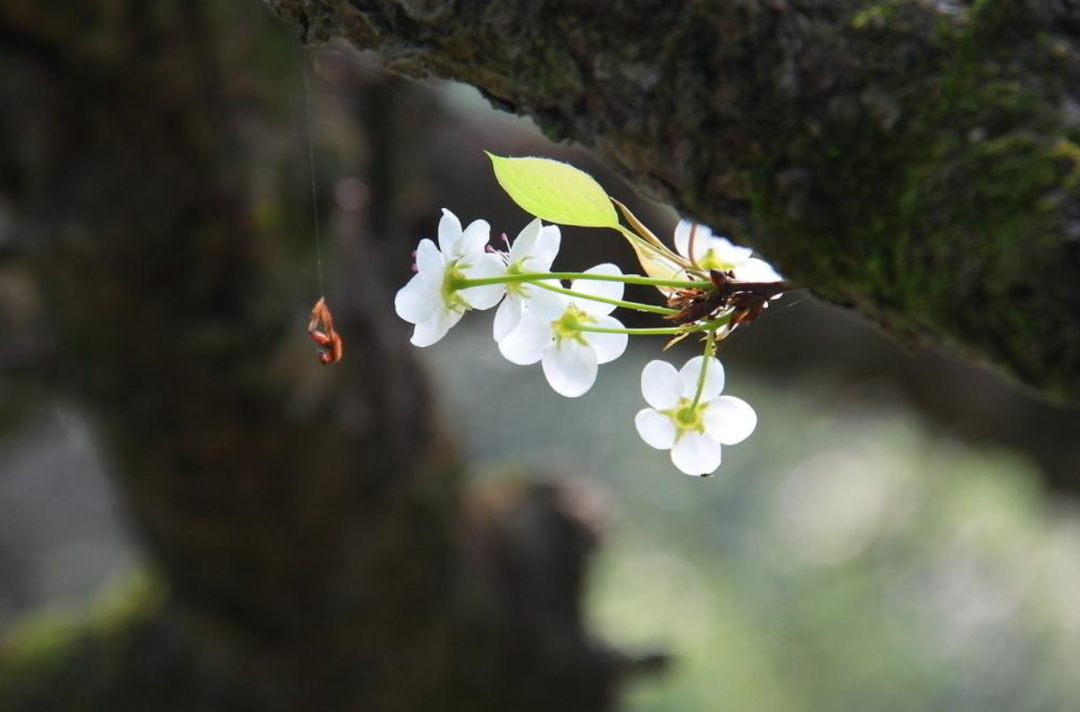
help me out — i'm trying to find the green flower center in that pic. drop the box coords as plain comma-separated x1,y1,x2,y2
664,397,708,437
505,258,529,298
441,259,470,312
551,304,594,346
698,250,736,272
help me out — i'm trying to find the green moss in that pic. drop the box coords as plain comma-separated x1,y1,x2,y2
742,0,1080,397
0,611,84,693
0,573,167,712
850,0,905,30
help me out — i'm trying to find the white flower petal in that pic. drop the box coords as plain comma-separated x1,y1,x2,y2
498,313,551,365
525,281,569,321
542,339,598,398
509,218,542,263
704,396,757,445
635,409,676,450
459,252,505,310
641,360,681,410
671,432,722,477
674,220,711,262
588,315,628,365
493,296,523,342
394,274,439,324
679,356,725,400
459,219,492,261
411,308,462,348
673,220,691,259
415,238,445,290
571,264,624,317
529,225,562,272
438,209,463,255
734,257,783,283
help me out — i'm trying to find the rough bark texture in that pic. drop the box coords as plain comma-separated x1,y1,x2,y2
0,1,640,710
265,0,1080,402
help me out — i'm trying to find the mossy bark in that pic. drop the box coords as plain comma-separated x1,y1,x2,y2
0,1,637,710
266,0,1080,401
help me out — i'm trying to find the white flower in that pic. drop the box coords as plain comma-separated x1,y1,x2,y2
674,220,783,283
634,356,757,477
394,209,506,347
498,263,629,398
492,218,565,341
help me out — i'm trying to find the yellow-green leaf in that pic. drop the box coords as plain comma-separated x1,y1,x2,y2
487,153,619,228
629,240,682,292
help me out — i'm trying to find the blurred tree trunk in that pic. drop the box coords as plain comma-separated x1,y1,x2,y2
266,0,1080,403
0,2,646,710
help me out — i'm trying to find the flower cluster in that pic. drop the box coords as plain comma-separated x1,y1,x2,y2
395,203,786,477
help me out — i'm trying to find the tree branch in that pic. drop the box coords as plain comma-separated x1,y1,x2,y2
265,0,1080,402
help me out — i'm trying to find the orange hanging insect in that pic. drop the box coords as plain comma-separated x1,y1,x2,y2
308,297,344,365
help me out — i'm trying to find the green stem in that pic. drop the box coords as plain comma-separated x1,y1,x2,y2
533,281,677,315
689,332,717,411
456,271,707,290
573,314,731,336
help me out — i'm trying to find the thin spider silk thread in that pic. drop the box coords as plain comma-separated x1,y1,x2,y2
303,51,325,295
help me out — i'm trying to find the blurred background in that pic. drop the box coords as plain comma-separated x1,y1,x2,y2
3,7,1080,710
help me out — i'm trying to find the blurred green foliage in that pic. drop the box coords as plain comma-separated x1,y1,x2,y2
428,323,1080,712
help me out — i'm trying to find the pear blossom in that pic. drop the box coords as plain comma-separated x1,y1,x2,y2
498,264,629,398
394,209,506,347
492,218,566,341
674,220,783,283
634,356,757,477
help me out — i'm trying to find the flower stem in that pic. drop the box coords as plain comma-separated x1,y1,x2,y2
533,281,677,316
455,272,707,290
689,332,717,411
573,315,730,337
